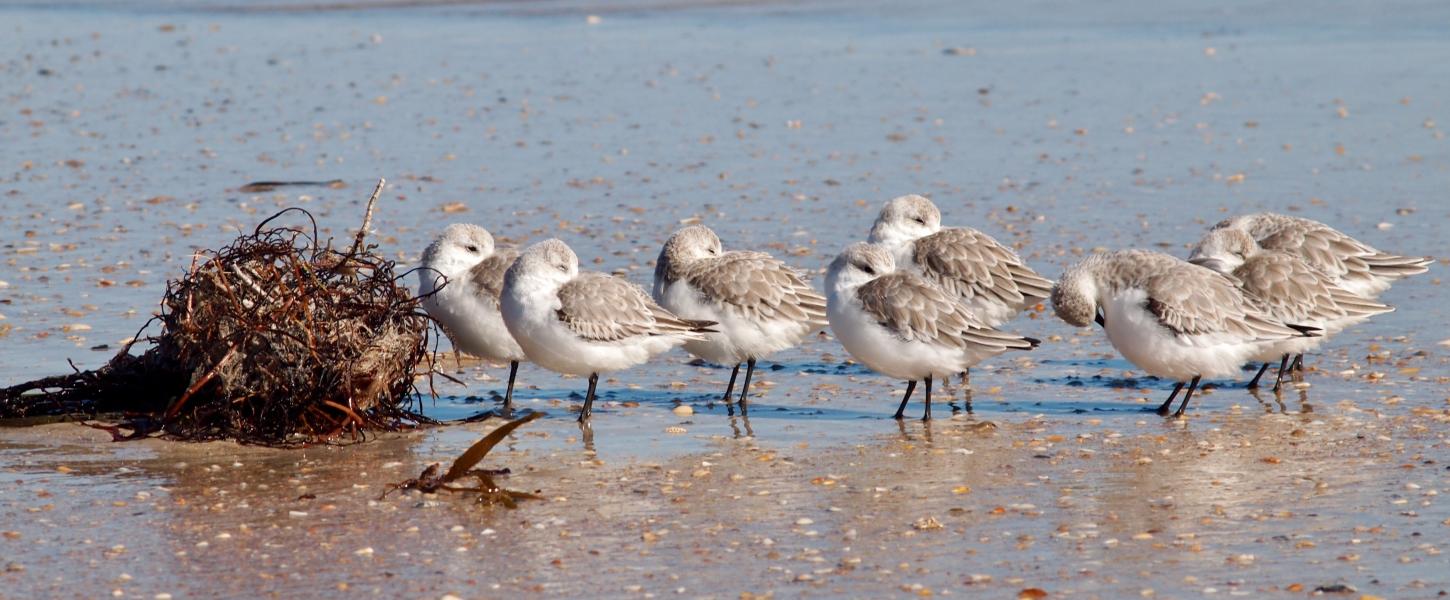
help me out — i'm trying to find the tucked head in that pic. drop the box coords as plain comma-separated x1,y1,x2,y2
421,223,495,273
512,238,579,283
827,242,896,290
1187,228,1258,274
1210,213,1274,234
1050,256,1105,328
660,225,723,263
867,194,942,245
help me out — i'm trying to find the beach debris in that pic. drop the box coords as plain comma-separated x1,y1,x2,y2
1,179,436,445
237,179,346,193
381,412,544,508
912,516,944,530
1312,583,1357,594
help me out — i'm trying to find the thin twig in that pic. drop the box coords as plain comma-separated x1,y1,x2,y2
348,177,386,258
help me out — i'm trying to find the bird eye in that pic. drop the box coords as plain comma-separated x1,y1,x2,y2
557,263,569,273
860,264,875,276
913,217,926,224
465,245,480,253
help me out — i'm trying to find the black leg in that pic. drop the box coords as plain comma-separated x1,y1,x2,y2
578,372,599,423
1271,354,1290,393
1173,375,1203,417
1246,362,1271,389
503,360,519,414
893,380,917,420
1290,354,1305,372
961,370,970,389
737,357,757,407
722,362,741,403
1156,382,1185,415
922,374,933,421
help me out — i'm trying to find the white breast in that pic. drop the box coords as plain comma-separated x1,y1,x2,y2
1102,288,1256,382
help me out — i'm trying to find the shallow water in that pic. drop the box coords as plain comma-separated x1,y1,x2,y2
2,0,1448,596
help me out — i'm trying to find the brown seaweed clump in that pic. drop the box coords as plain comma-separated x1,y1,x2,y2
1,179,435,445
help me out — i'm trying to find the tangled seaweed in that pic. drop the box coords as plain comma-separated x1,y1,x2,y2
1,179,437,445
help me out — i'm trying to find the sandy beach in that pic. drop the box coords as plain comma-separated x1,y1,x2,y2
2,0,1447,596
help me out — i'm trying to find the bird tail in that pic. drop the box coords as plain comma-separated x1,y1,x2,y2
685,319,719,335
1363,253,1433,279
1285,323,1323,338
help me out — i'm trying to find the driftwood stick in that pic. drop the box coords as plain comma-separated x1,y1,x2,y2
349,177,386,258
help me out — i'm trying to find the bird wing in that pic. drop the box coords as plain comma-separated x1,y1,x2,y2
557,272,712,342
682,251,827,327
466,248,519,308
912,227,1053,309
1145,266,1310,342
1234,252,1392,324
856,273,1036,351
1255,220,1429,286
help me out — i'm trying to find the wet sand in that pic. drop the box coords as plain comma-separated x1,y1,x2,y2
2,0,1449,597
3,404,1448,598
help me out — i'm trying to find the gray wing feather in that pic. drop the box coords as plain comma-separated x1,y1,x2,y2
558,273,714,342
682,251,827,328
1234,253,1393,324
856,273,1036,351
1145,267,1311,341
1254,219,1430,285
466,249,519,308
913,228,1052,309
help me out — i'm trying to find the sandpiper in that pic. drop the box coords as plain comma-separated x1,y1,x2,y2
418,223,527,413
826,242,1039,420
653,225,827,409
500,239,716,423
1052,249,1320,417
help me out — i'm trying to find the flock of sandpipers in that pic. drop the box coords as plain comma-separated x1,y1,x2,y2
418,195,1431,423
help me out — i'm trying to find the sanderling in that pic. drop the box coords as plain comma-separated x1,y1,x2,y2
1189,230,1394,391
867,194,1051,390
1189,212,1431,298
867,194,1052,327
418,223,527,412
826,242,1039,420
500,239,716,423
1051,249,1321,417
652,225,827,408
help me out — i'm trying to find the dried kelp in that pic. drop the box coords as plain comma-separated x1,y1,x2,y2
382,412,544,508
1,179,436,445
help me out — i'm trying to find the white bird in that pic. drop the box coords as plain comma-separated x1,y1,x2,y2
653,225,827,408
1189,212,1431,298
1051,250,1321,417
501,239,716,422
867,194,1052,391
826,242,1039,420
1189,230,1393,391
418,223,527,412
866,194,1053,327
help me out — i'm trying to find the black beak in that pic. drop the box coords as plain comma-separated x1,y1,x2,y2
1094,311,1106,328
